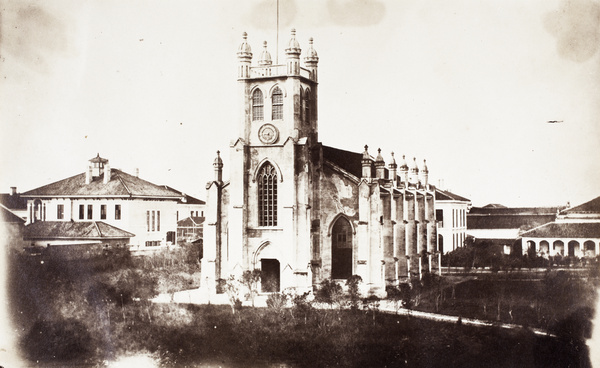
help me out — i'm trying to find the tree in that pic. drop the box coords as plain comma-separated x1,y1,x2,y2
240,269,262,307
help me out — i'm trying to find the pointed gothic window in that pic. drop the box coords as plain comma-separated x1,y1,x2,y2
304,88,311,124
252,89,264,121
258,163,277,226
331,217,352,279
272,87,283,120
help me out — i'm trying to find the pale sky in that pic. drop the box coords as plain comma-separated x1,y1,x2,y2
1,0,599,207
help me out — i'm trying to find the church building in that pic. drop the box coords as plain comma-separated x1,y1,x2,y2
203,30,438,296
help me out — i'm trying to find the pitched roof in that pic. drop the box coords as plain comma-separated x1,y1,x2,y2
521,222,600,239
562,196,600,214
468,214,556,230
435,188,470,202
162,186,206,205
21,169,182,199
0,204,25,223
24,221,134,240
0,193,27,210
322,145,364,179
177,216,205,227
468,206,561,216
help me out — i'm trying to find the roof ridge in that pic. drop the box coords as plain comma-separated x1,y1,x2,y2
114,171,132,196
93,221,102,237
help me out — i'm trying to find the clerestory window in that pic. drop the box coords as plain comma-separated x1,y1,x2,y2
258,163,277,226
272,87,283,120
252,89,264,121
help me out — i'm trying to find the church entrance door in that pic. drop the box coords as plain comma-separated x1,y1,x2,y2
261,259,280,292
331,217,352,279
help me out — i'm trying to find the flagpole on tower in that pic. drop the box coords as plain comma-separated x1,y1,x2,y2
276,0,279,64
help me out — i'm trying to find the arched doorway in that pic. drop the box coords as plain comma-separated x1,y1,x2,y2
568,240,580,257
261,259,280,292
331,217,352,279
526,240,536,254
584,240,596,257
438,234,444,254
540,240,549,255
33,199,43,222
553,240,564,256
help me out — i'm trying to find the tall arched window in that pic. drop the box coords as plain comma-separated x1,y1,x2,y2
252,89,264,121
299,87,304,123
304,88,311,124
272,87,283,120
258,163,277,226
331,217,352,279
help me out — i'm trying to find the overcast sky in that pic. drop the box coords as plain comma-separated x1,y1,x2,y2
1,0,599,207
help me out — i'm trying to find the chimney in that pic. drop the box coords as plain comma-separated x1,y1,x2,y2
103,164,111,184
85,165,92,184
10,187,16,196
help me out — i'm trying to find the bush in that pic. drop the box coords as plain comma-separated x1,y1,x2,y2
315,279,344,308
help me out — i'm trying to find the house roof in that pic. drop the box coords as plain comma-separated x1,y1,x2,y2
24,221,134,240
0,193,27,210
469,206,562,216
322,145,364,179
482,203,507,208
562,196,600,215
521,222,600,239
177,216,205,227
162,186,206,205
0,204,25,223
468,214,557,230
21,169,182,199
435,188,470,202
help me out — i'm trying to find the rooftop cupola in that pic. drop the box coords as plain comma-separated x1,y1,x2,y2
285,29,301,75
361,145,372,179
375,148,386,179
399,154,409,184
86,154,109,184
258,41,272,66
420,159,429,187
408,157,419,184
389,152,397,184
237,32,253,78
213,150,223,183
304,37,319,81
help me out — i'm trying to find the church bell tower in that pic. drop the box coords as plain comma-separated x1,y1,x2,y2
219,29,320,293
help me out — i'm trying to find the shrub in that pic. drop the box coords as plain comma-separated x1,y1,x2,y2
346,275,362,310
315,279,344,308
266,292,288,316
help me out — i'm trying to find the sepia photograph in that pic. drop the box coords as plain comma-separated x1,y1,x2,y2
1,0,599,366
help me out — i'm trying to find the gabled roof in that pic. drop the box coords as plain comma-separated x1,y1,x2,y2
21,169,182,199
162,186,206,205
562,196,600,215
435,188,470,202
24,221,134,240
483,203,507,208
177,216,205,227
521,222,600,239
0,204,25,223
322,145,364,179
0,193,27,210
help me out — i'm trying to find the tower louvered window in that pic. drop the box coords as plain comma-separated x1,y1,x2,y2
258,163,277,226
304,88,311,124
272,87,283,120
252,89,264,121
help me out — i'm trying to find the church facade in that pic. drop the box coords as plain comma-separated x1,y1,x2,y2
203,30,438,296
